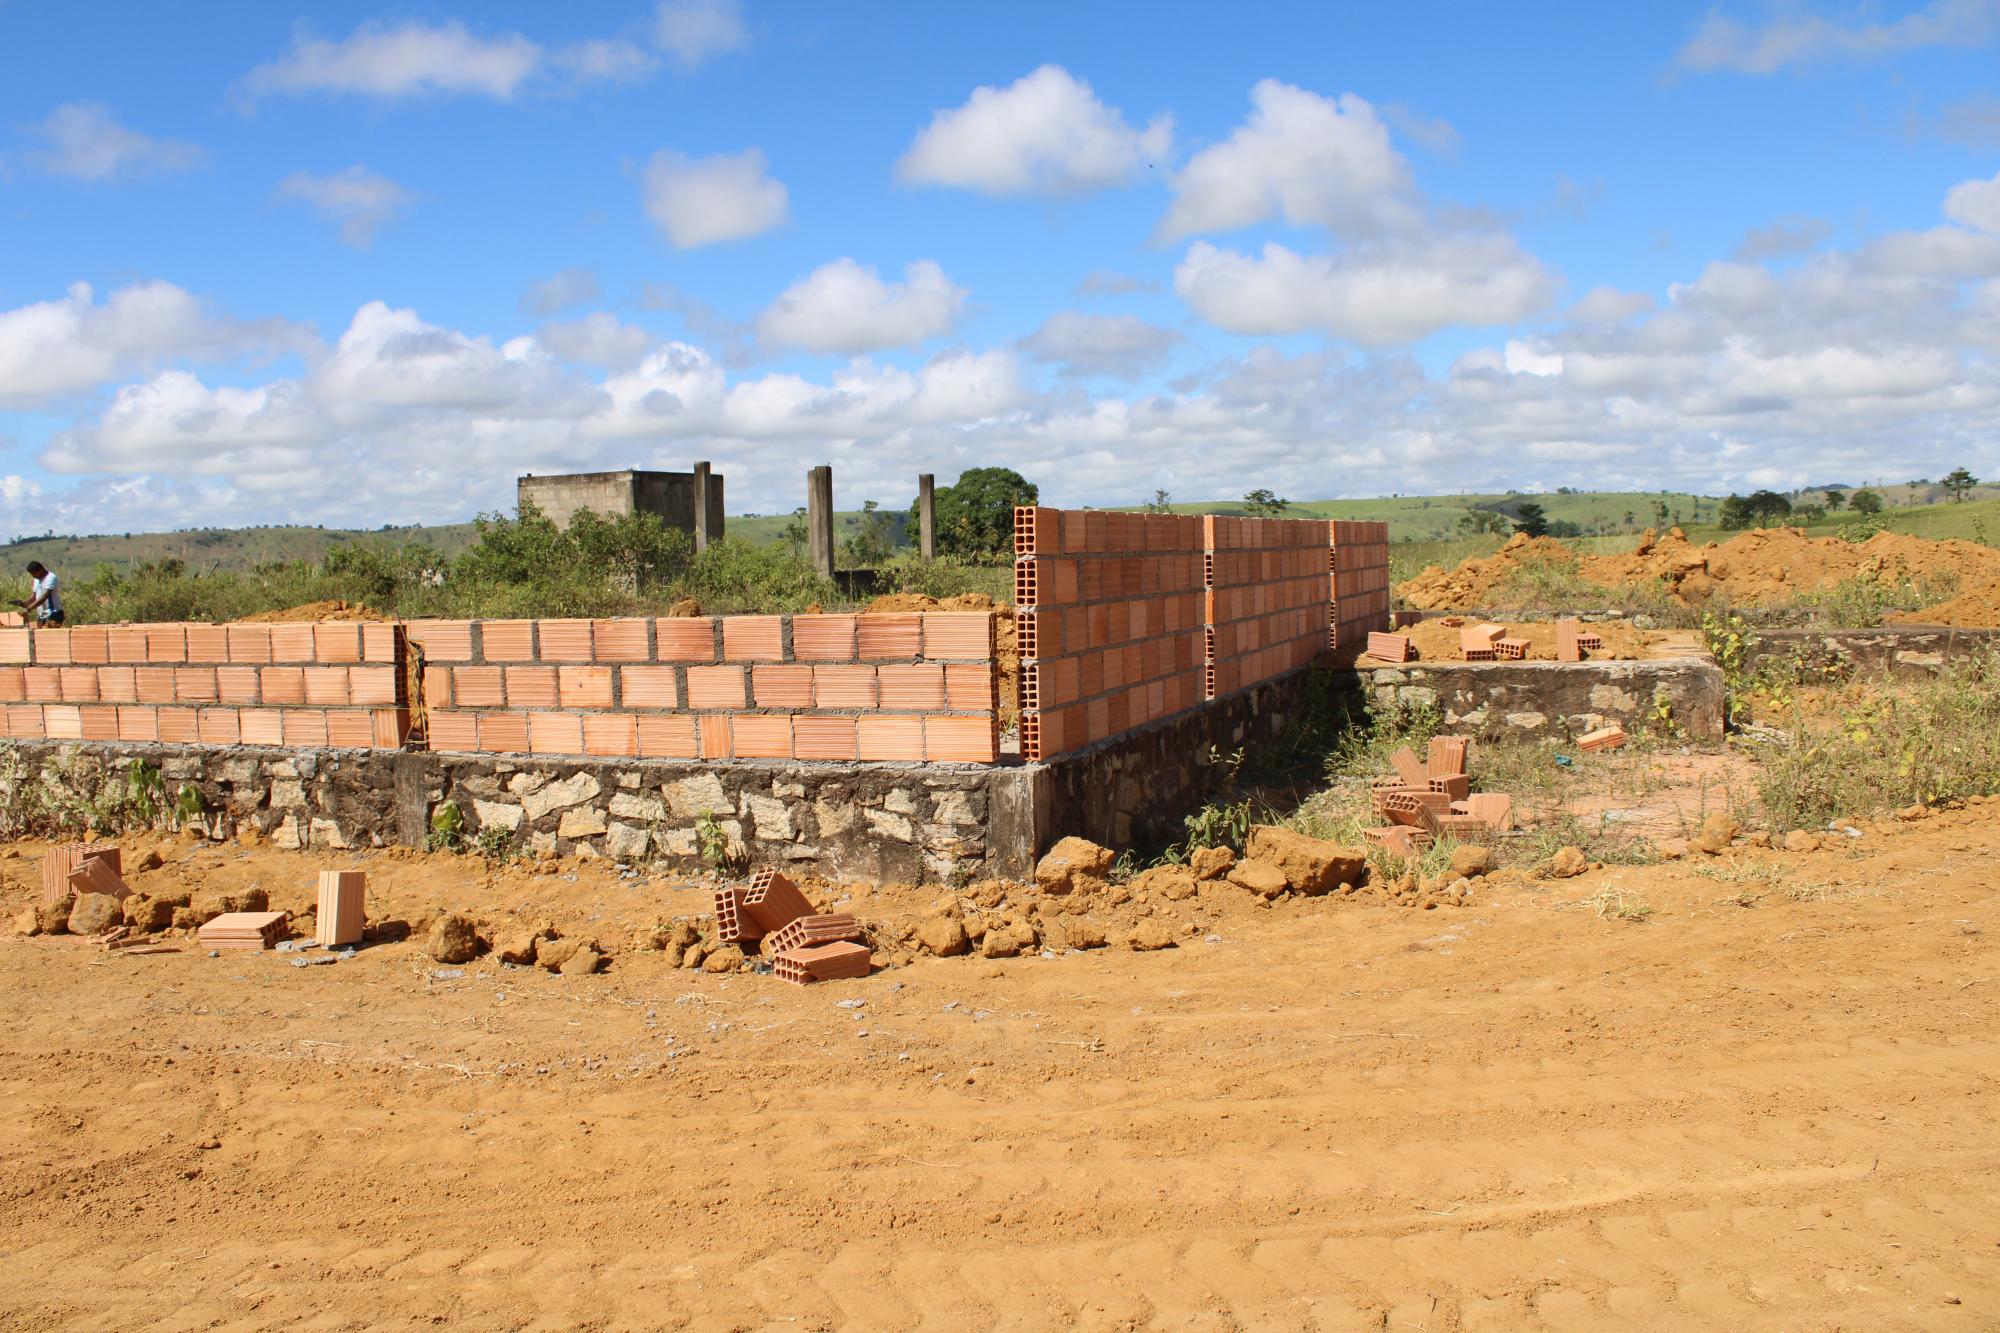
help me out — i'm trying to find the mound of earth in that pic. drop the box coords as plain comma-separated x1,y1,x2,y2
234,599,394,623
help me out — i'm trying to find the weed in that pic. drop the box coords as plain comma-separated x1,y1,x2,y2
1570,887,1655,922
695,810,740,873
1794,572,1960,628
427,799,465,853
1702,611,1756,725
473,824,514,861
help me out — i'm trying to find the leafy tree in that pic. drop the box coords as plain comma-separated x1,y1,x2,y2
1143,489,1173,514
1795,503,1826,523
1848,488,1884,515
1821,487,1844,511
1723,490,1793,527
1719,494,1752,530
1242,488,1290,516
1652,500,1670,525
840,500,893,569
909,467,1038,560
780,506,808,557
1512,502,1549,537
1457,510,1509,536
1943,466,1979,502
1623,510,1636,530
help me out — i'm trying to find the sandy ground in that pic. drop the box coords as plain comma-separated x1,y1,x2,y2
1,802,1998,1331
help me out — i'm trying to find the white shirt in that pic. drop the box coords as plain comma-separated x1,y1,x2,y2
32,571,59,620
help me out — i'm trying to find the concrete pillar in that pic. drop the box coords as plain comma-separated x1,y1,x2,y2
706,472,725,547
807,465,835,579
692,462,713,553
918,473,936,560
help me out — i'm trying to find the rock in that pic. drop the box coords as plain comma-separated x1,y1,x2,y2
980,928,1022,958
472,800,524,832
1448,845,1495,879
1034,837,1115,895
136,849,164,871
1546,846,1589,879
1243,826,1367,895
191,888,268,921
536,936,582,971
121,895,174,933
1744,830,1772,848
495,931,542,966
604,822,648,860
1693,812,1738,855
36,897,72,934
916,915,970,957
1130,865,1198,901
1655,838,1689,860
1188,846,1236,881
1063,921,1108,950
1125,920,1178,951
521,772,602,822
14,907,40,936
556,806,608,839
1896,803,1929,822
427,913,481,964
1783,830,1820,853
1225,858,1289,899
702,944,745,973
680,941,708,969
559,946,605,977
68,892,123,936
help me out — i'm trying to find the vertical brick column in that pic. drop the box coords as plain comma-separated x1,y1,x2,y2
1201,515,1330,698
1330,520,1392,647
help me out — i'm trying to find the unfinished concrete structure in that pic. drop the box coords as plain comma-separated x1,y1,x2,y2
518,466,725,548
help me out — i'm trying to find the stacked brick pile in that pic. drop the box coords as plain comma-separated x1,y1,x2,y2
0,622,408,748
1364,735,1513,853
413,614,998,763
714,868,871,984
1203,515,1329,699
1015,507,1207,761
1330,520,1392,649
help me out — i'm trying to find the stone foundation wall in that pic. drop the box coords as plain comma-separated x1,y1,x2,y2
1745,626,2000,679
1354,657,1724,743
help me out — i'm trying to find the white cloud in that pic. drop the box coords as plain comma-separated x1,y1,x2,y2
521,268,602,317
1674,0,2000,75
652,0,749,69
1945,170,2000,235
245,19,542,101
897,64,1171,196
538,312,656,369
314,302,590,414
553,38,657,85
1568,286,1656,324
1021,312,1180,380
1159,82,1417,241
756,259,967,353
1735,215,1833,260
1174,236,1556,344
0,281,304,409
640,147,788,248
1074,269,1157,296
277,167,416,246
21,103,203,182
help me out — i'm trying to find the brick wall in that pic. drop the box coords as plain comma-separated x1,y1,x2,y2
411,613,1000,764
0,621,409,748
1330,520,1392,649
1203,515,1329,698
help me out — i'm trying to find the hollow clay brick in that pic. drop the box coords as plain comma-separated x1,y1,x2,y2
857,715,924,761
361,622,399,664
713,885,755,943
196,708,240,745
790,615,856,661
58,667,98,701
685,665,748,710
282,710,329,748
592,618,650,661
537,619,593,662
325,710,374,748
581,713,637,757
922,613,992,660
425,712,479,752
743,868,815,934
185,625,229,662
0,667,26,702
69,627,109,664
371,709,410,748
1427,736,1470,778
528,711,585,755
619,665,678,708
766,912,863,956
812,664,877,709
79,705,118,741
402,620,473,662
635,714,697,759
117,706,157,743
773,940,872,985
451,665,504,707
313,622,362,663
216,666,260,705
349,666,399,705
856,614,922,660
943,663,998,712
37,630,73,665
23,668,59,702
258,667,304,705
924,715,998,763
0,629,29,663
721,615,784,661
792,715,858,761
269,624,315,662
877,663,946,710
653,617,717,661
239,709,284,746
504,666,558,708
316,870,367,947
751,664,814,709
1390,746,1429,788
226,624,274,664
301,667,348,706
481,620,536,661
175,668,220,703
556,665,613,709
730,713,792,759
476,711,531,752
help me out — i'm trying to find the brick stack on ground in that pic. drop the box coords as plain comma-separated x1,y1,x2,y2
712,868,870,984
1365,735,1512,850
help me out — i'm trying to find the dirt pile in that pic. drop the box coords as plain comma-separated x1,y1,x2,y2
234,599,394,623
867,591,1019,725
1395,533,1578,608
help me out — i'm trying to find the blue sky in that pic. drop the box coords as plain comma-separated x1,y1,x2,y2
2,0,1998,537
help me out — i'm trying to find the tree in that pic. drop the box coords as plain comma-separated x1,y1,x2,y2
1242,488,1290,516
1457,510,1509,536
1718,494,1752,530
910,467,1037,560
1652,500,1670,526
1848,488,1884,515
1143,489,1173,514
1737,490,1792,525
1513,502,1549,538
1795,503,1826,523
1623,510,1636,530
840,500,893,569
1943,467,1979,502
1821,488,1844,511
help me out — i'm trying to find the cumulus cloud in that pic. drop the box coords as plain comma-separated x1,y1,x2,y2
277,166,416,246
20,103,203,182
653,0,749,69
552,38,658,85
1735,214,1833,260
1945,169,2000,235
898,64,1171,196
640,147,788,248
0,281,304,409
244,19,543,101
538,312,656,369
1021,312,1180,380
756,258,966,353
1159,82,1417,241
1074,269,1157,296
1174,236,1557,344
314,302,590,414
1674,0,2000,75
521,268,602,317
1567,286,1656,325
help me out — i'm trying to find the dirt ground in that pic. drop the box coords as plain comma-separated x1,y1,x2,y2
1394,618,1700,662
2,793,1998,1332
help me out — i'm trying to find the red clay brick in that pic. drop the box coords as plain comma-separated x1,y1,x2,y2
537,619,593,662
685,665,747,710
636,714,697,758
790,614,856,661
174,667,219,704
751,664,813,708
371,708,410,748
216,666,260,705
36,630,72,664
116,705,157,743
421,665,451,709
721,615,784,661
0,629,28,664
314,622,362,663
856,715,923,761
856,614,922,660
361,622,398,664
792,715,857,760
325,710,374,748
619,665,678,708
922,612,992,659
302,667,349,706
730,713,792,759
401,620,472,662
712,885,755,943
350,666,399,705
185,625,229,662
157,707,199,744
0,668,22,703
481,620,536,661
79,705,118,741
528,711,584,755
765,912,863,956
557,665,613,709
591,618,650,661
269,623,315,662
225,624,274,664
504,666,558,708
197,707,240,746
21,667,59,702
426,711,479,752
743,868,815,933
58,667,98,702
654,617,716,661
812,664,876,709
7,704,44,738
282,709,329,748
69,627,109,664
943,663,997,712
582,713,637,757
239,709,284,746
773,940,871,985
450,665,504,707
258,667,305,705
924,715,998,763
699,716,729,759
878,663,946,710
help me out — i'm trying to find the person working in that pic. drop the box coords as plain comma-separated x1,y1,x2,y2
17,561,63,626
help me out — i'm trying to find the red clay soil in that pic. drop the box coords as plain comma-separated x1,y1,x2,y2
233,600,395,623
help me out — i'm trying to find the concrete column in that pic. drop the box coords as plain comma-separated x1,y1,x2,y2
918,473,936,559
692,462,713,553
807,465,835,579
706,472,725,547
